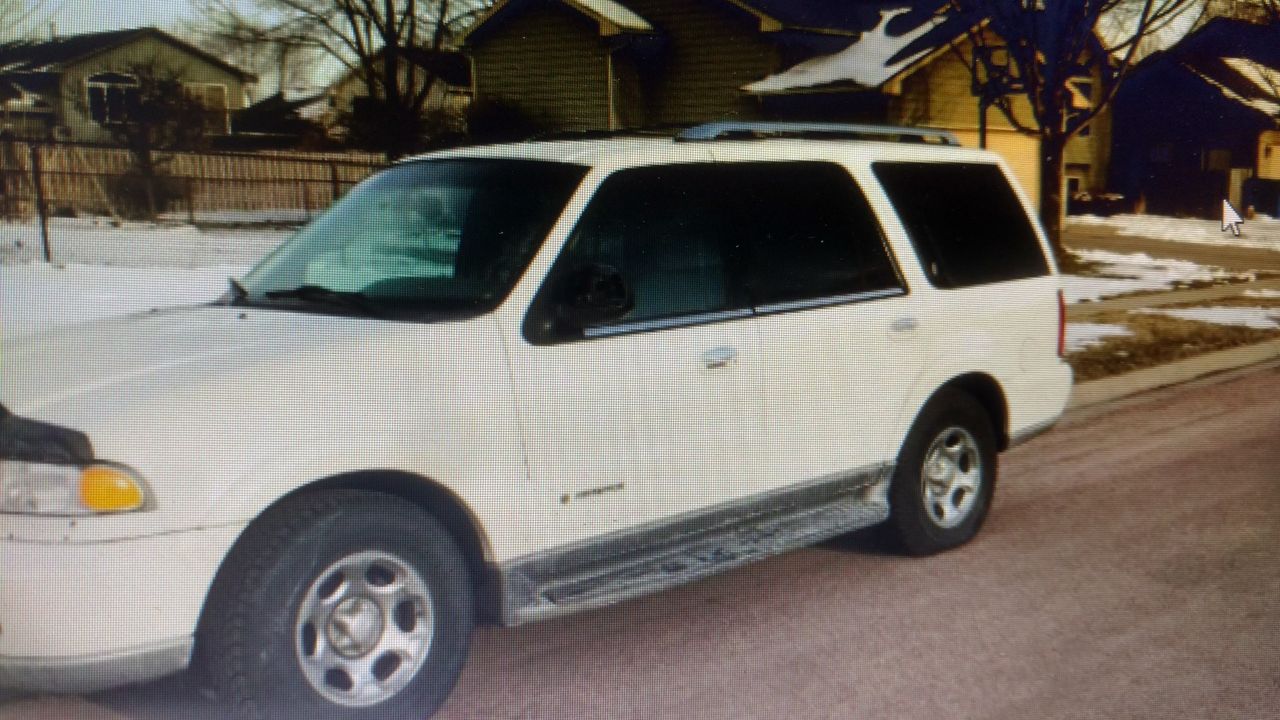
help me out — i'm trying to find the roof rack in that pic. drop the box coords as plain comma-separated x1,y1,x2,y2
675,121,961,146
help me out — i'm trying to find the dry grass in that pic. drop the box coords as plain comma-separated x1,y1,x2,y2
1159,295,1280,310
1068,310,1280,382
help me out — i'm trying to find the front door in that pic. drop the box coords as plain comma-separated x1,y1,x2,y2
502,164,766,549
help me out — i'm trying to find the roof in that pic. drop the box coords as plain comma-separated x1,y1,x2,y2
744,6,954,94
1137,17,1280,120
463,0,654,43
464,0,951,44
0,27,254,81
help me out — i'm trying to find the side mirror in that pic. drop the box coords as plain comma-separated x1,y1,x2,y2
558,263,634,329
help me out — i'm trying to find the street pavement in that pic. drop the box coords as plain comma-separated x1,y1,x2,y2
6,359,1279,719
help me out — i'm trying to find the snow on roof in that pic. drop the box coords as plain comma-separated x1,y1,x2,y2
742,7,945,94
1223,56,1280,101
1191,59,1280,118
567,0,653,33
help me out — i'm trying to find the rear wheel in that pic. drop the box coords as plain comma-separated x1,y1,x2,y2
201,490,473,720
887,389,997,556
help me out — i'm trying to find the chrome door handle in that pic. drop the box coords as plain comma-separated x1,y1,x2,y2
891,317,919,333
702,346,738,369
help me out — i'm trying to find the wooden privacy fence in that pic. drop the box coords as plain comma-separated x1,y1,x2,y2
0,141,386,223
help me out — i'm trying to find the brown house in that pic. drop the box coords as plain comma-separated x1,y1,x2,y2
462,0,886,130
463,0,1118,204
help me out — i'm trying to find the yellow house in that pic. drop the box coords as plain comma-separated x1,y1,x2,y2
745,20,1114,205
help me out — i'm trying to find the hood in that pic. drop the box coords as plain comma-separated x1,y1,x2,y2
1,304,504,464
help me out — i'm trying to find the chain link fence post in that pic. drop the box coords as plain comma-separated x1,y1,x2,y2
28,143,52,263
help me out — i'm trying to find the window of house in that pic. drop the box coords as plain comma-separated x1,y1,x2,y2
184,83,230,134
873,162,1049,288
86,72,139,125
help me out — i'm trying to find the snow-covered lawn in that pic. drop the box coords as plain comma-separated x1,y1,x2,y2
1,263,243,340
0,217,287,268
1134,306,1280,330
1069,213,1280,251
1,219,276,341
1062,249,1253,303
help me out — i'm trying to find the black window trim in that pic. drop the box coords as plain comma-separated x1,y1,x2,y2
521,160,913,346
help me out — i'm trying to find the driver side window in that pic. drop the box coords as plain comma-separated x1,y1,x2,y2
551,165,741,330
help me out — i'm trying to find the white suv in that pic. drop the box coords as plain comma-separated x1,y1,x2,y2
0,122,1072,719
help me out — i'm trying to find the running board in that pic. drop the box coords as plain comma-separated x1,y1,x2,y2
492,467,892,626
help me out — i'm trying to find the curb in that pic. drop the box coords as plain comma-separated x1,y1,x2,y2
1068,337,1280,409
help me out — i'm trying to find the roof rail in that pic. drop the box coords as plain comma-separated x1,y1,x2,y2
675,121,961,146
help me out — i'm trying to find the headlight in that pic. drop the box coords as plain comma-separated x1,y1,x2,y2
0,461,151,515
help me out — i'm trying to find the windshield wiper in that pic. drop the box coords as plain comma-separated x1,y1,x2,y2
264,285,382,317
226,277,249,305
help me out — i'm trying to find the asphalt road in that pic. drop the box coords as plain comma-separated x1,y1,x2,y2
5,364,1279,720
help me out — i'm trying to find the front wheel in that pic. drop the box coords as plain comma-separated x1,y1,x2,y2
200,490,474,720
887,389,997,556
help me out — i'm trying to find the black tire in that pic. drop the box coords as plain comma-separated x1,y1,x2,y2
887,389,998,556
199,490,474,720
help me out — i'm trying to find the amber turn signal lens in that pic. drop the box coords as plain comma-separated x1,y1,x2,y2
78,466,146,513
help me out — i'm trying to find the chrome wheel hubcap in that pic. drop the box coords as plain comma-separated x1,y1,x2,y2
920,426,983,529
295,550,434,707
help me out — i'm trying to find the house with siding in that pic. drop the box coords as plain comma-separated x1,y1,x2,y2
0,27,254,143
1110,17,1280,218
460,0,1114,204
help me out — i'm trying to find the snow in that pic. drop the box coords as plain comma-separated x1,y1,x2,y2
0,218,282,341
743,8,944,94
1095,1,1200,63
1135,306,1280,330
2,263,241,341
1061,249,1248,303
0,218,288,269
1066,322,1133,352
1068,213,1280,251
1223,57,1280,101
1193,61,1280,117
572,0,653,32
1242,288,1280,298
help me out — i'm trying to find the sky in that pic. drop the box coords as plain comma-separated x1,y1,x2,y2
55,0,196,34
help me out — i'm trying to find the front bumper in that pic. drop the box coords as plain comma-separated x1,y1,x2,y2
0,523,244,693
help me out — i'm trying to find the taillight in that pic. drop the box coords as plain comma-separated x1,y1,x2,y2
1057,289,1067,358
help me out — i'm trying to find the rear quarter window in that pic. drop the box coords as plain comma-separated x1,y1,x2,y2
872,162,1049,288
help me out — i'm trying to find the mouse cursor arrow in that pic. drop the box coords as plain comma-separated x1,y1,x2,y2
1222,199,1244,237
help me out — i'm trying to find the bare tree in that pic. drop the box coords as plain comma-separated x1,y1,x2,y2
83,59,213,219
949,0,1203,262
195,0,491,160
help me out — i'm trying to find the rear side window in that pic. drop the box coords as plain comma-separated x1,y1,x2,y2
872,162,1049,288
725,163,902,308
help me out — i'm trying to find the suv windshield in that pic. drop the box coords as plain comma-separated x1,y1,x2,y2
238,159,588,317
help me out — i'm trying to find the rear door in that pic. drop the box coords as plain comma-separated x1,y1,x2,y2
732,162,927,484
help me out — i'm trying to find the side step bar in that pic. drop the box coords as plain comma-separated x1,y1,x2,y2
492,466,893,626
